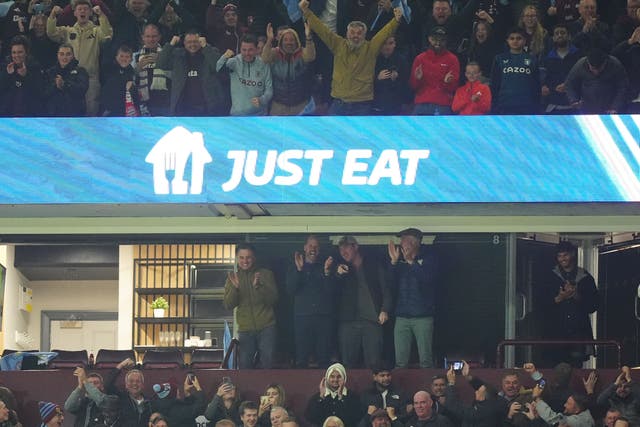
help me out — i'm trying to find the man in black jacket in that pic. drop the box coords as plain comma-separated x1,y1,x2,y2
335,235,391,368
44,44,89,116
105,358,150,427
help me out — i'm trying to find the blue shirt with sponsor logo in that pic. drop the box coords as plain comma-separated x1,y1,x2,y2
490,51,541,114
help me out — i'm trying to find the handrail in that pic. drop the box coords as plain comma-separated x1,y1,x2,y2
496,339,622,368
221,338,239,369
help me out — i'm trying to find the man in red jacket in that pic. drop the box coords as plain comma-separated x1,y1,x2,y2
409,26,459,115
452,61,491,115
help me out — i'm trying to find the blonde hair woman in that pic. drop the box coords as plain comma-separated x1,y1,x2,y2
322,416,344,427
518,5,549,59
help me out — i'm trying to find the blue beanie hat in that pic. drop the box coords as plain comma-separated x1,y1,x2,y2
39,401,61,425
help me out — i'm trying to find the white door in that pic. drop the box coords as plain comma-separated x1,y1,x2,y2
50,320,118,354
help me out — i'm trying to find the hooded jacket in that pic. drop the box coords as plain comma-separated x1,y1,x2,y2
262,28,315,107
305,363,363,427
216,51,273,115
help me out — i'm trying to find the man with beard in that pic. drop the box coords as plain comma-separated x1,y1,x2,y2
298,0,403,115
286,235,336,368
533,386,595,427
541,24,582,114
597,366,640,426
410,26,459,115
360,366,410,425
534,241,598,367
262,21,315,115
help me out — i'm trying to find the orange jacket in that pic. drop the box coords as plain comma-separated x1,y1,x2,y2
452,80,491,115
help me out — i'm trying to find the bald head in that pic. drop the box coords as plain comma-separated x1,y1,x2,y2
413,391,433,420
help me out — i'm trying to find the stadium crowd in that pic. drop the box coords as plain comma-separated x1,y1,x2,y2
2,360,640,427
0,0,638,116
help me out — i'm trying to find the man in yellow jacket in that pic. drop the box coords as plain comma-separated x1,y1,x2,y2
298,0,403,115
47,1,113,115
224,243,278,369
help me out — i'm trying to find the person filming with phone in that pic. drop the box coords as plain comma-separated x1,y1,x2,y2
205,377,241,426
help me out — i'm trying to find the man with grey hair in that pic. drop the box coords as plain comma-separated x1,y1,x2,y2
270,407,288,427
298,0,403,115
104,358,150,427
388,228,437,368
334,235,391,368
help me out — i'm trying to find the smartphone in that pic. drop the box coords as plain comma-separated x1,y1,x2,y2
222,376,232,385
187,372,196,385
450,361,463,371
538,378,546,389
260,395,269,405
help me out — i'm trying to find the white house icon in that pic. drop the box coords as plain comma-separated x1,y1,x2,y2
145,126,212,195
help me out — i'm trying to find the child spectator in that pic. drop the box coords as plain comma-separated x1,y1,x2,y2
100,45,140,116
452,61,491,114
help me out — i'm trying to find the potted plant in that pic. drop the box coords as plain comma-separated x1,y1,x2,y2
151,297,169,318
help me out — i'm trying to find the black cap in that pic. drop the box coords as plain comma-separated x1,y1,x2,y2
397,228,423,241
429,26,447,38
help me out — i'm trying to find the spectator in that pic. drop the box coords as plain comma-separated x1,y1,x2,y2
0,389,18,416
322,417,344,427
614,418,631,427
148,415,168,427
156,30,225,116
214,420,236,427
104,358,150,427
465,20,500,82
519,5,552,61
604,409,622,427
63,367,106,427
100,45,140,116
149,374,206,427
2,0,29,57
372,35,411,115
0,35,44,117
612,24,640,113
388,228,438,368
491,27,541,114
533,386,595,427
540,0,581,28
452,61,491,114
204,379,241,426
217,34,273,116
299,0,403,115
405,391,452,427
47,1,113,116
0,399,21,427
366,408,403,427
305,363,363,427
239,401,259,427
360,366,410,426
262,22,316,116
28,14,58,70
541,24,582,114
285,235,336,368
565,47,629,113
149,0,195,45
132,24,170,116
335,235,391,368
596,366,640,426
534,241,599,366
109,0,151,57
365,0,395,39
258,384,288,427
223,243,278,368
613,0,640,44
281,418,298,427
443,365,502,427
38,402,64,427
568,0,611,53
206,3,246,55
270,407,288,427
431,375,447,408
419,0,482,55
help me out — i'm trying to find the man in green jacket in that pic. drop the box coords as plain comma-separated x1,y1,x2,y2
223,243,278,369
298,0,403,115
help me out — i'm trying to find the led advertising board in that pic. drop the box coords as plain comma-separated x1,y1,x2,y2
0,115,638,204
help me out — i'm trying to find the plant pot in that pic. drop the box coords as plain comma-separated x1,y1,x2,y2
153,308,166,318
